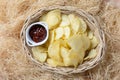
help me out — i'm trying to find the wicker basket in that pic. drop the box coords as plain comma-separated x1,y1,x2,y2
20,6,105,75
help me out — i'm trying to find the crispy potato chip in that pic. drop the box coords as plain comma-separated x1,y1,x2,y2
46,9,61,29
91,36,99,49
69,49,84,66
39,14,47,21
59,39,69,48
79,17,87,33
37,46,47,52
78,31,87,37
68,14,87,33
67,34,84,53
55,27,64,40
32,47,47,63
60,47,71,66
64,26,71,39
81,35,90,51
84,49,97,60
49,30,55,43
83,31,87,36
88,30,93,39
68,14,80,33
44,30,55,47
47,58,64,67
48,40,62,61
59,14,70,27
61,47,84,67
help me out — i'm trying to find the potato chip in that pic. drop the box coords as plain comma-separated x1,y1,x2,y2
61,47,84,67
46,9,61,29
68,14,87,34
67,34,84,53
37,46,47,52
78,17,87,33
59,39,69,48
64,26,71,39
55,27,64,40
60,47,71,66
83,31,88,36
59,14,70,27
84,49,97,60
78,31,87,36
47,58,64,67
88,30,93,39
32,47,47,63
91,36,99,49
81,35,90,51
49,30,55,43
68,14,81,33
44,30,55,47
69,49,84,67
48,40,62,61
39,14,47,21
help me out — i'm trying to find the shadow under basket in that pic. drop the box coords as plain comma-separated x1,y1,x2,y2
20,6,105,75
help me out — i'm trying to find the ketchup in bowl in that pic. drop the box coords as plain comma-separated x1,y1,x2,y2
29,24,47,43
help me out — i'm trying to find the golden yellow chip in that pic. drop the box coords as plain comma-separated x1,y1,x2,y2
81,35,90,51
68,14,81,33
39,14,47,21
67,34,84,53
55,27,64,40
83,31,88,36
68,14,87,34
88,30,93,39
32,47,47,63
79,17,87,33
84,49,97,60
59,14,70,27
48,40,62,61
59,39,69,48
60,47,70,66
47,58,64,67
49,30,55,43
46,9,61,29
91,36,99,49
61,47,84,67
64,26,71,39
69,49,85,67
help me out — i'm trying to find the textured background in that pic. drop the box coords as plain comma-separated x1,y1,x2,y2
0,0,120,80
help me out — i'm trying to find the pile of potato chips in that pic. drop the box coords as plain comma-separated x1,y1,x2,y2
31,9,99,67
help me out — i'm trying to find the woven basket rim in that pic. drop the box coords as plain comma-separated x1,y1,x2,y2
20,5,105,75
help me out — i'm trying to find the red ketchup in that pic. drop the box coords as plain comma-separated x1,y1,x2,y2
29,24,47,43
